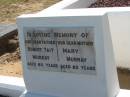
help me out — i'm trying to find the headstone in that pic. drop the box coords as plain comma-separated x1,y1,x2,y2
17,12,120,97
24,27,95,75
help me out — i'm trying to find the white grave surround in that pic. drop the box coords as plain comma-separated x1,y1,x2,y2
17,8,121,97
17,0,130,97
108,12,130,69
36,0,130,69
16,0,130,97
0,76,25,97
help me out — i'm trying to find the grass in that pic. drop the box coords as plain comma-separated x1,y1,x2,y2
0,0,26,5
0,0,60,23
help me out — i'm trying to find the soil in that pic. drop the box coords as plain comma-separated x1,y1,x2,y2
0,31,22,77
0,0,61,77
0,0,60,77
0,0,61,23
118,68,130,89
89,0,130,7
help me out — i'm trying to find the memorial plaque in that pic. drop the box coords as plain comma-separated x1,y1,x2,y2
17,1,121,97
24,27,96,75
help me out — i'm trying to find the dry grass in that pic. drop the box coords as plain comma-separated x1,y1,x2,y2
0,0,61,23
0,0,60,77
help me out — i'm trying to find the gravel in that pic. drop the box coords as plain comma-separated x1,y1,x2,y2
89,0,130,8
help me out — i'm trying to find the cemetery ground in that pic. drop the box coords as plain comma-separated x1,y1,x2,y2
0,0,60,76
0,0,60,23
0,0,130,90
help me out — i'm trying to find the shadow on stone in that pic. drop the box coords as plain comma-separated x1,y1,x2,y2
0,94,9,97
0,28,19,56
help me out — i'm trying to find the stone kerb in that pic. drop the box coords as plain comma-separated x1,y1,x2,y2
0,76,25,97
38,0,130,69
16,1,117,97
0,0,130,97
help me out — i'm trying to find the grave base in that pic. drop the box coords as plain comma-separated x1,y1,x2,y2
20,89,130,97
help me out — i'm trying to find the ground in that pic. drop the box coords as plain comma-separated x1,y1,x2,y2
0,0,60,77
0,0,130,89
0,0,60,23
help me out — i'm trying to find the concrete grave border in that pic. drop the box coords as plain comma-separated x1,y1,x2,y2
0,0,130,97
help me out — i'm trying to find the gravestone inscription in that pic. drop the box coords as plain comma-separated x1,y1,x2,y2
24,27,96,75
17,5,120,97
